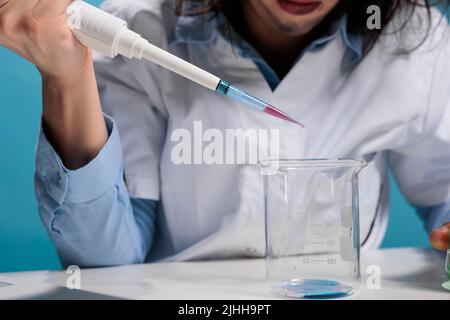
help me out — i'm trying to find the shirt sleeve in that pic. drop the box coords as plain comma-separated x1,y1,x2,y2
389,94,450,233
417,202,450,234
35,115,157,268
388,15,450,234
388,100,450,205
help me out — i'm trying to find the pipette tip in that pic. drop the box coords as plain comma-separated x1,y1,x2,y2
264,106,305,128
215,80,305,127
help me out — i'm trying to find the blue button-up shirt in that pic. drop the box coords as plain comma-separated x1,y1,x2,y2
35,10,449,268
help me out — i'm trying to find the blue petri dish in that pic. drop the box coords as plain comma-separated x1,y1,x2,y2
272,279,353,299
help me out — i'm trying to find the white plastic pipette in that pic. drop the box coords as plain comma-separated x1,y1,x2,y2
66,1,304,126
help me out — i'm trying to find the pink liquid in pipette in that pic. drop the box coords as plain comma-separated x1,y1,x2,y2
264,105,305,127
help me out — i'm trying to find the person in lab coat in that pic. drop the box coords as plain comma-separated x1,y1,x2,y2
0,0,449,267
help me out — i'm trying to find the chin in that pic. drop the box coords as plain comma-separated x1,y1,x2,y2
273,18,320,36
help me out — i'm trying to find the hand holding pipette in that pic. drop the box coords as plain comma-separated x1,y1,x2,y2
0,0,111,169
66,1,304,126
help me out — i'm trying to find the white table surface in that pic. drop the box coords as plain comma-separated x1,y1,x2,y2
0,248,449,300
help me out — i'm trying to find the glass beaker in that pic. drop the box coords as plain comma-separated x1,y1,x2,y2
261,159,367,299
444,238,450,291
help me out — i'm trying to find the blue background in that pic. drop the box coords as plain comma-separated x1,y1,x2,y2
0,1,448,272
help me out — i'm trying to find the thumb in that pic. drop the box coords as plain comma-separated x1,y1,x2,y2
32,0,73,19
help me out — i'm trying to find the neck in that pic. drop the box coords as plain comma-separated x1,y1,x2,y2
232,2,309,80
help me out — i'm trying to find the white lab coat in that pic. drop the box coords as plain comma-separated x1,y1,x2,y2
93,0,450,261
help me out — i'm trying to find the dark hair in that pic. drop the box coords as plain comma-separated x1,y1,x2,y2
175,0,449,56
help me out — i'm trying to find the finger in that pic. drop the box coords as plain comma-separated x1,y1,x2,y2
429,225,450,251
0,1,9,10
32,0,73,19
0,1,30,44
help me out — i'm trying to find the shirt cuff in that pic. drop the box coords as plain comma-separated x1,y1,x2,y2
35,114,123,204
418,201,450,234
